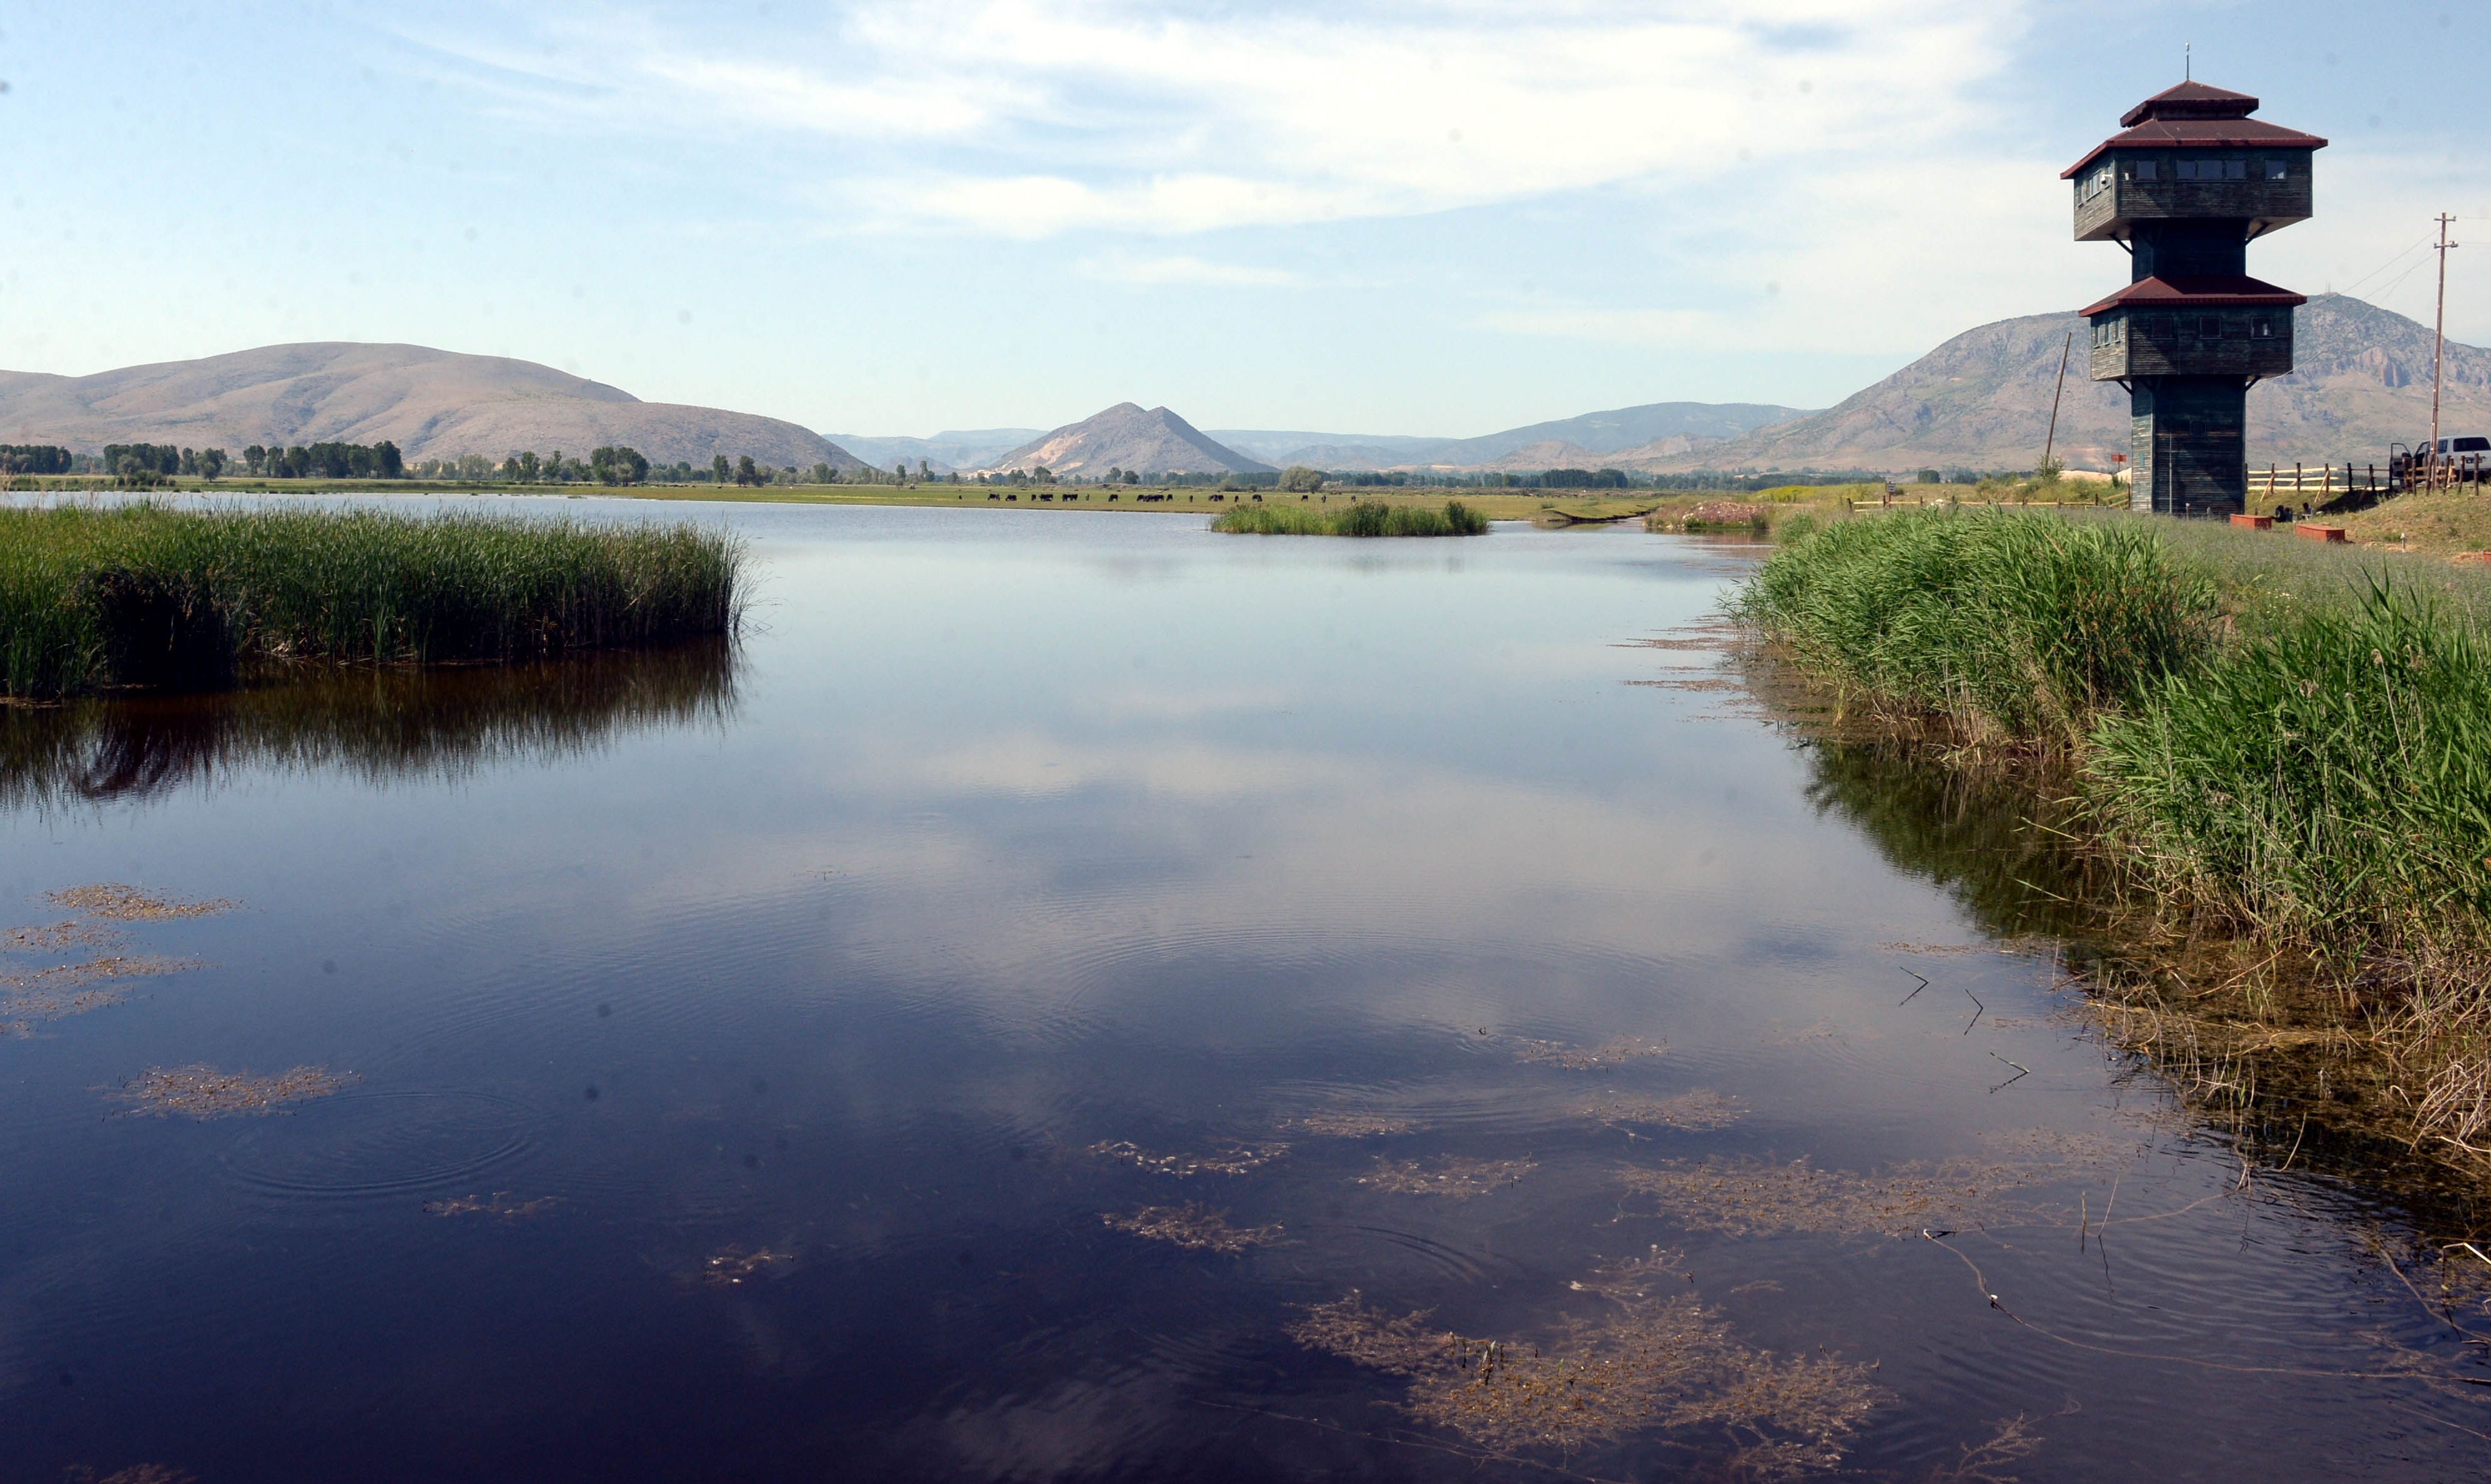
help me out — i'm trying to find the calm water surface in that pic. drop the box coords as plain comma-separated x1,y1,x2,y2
2,500,2486,1480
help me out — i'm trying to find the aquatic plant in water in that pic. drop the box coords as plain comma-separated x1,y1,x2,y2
1290,1249,1883,1472
1355,1156,1534,1197
1088,1139,1288,1176
1512,1035,1667,1070
1285,1110,1417,1137
109,1064,355,1118
1101,1203,1281,1253
1582,1090,1746,1133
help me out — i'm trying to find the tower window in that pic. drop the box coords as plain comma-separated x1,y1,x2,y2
2136,160,2158,181
2251,318,2273,338
2266,160,2287,180
2226,159,2247,180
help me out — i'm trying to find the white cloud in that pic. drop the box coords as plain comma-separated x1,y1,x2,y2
1076,252,1304,287
403,1,2030,236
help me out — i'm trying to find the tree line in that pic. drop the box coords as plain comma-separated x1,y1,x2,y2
242,443,403,479
0,445,72,474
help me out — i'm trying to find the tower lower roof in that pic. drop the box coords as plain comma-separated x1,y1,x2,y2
2079,275,2309,317
2062,118,2327,179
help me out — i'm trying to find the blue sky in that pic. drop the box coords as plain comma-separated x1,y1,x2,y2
4,2,2485,438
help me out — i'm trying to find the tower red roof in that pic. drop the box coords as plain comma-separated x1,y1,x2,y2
2061,82,2326,179
2078,275,2308,318
2119,81,2259,127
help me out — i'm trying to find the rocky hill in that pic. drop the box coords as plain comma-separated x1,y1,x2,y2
0,343,867,471
1662,295,2491,474
980,403,1273,477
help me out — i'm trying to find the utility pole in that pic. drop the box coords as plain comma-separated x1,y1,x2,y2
2432,212,2459,488
2041,330,2072,478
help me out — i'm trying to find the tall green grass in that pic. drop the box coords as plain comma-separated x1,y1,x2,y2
1729,509,2213,744
1734,506,2491,1164
1212,499,1488,537
0,503,742,697
2090,581,2491,950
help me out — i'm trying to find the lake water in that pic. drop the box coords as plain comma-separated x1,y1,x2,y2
4,499,2487,1481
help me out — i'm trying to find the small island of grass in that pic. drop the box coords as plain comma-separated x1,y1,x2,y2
1211,499,1489,538
1,502,741,699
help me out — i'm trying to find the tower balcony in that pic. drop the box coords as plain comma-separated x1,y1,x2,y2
2083,277,2304,382
2071,151,2315,242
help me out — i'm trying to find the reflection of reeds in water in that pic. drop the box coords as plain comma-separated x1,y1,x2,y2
1102,1203,1281,1253
108,1063,354,1118
0,639,736,808
1291,1249,1883,1472
1356,1156,1533,1198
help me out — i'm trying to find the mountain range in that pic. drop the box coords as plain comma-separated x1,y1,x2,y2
1662,294,2491,474
0,343,868,472
7,294,2479,481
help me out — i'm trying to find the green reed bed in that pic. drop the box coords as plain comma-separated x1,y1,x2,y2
1211,499,1488,537
1729,509,2212,744
1733,506,2491,1168
0,503,742,697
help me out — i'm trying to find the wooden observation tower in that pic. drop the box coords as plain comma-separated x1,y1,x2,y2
2064,82,2327,515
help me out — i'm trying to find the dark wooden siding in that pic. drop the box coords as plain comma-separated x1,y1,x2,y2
2089,310,2292,380
2074,150,2314,240
2128,380,2249,516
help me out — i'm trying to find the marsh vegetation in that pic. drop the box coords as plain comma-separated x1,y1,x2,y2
1735,508,2491,1185
0,503,742,697
109,1063,354,1118
1210,499,1488,537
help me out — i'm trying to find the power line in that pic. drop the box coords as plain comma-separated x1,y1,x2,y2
2341,236,2433,297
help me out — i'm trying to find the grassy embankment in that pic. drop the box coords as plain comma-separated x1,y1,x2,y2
1210,499,1489,536
9,476,1740,526
0,503,741,699
1732,506,2491,1179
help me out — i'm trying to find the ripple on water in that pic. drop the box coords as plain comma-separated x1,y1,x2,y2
217,1088,540,1207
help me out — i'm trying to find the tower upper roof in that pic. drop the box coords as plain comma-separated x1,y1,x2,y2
2119,81,2259,126
2061,81,2326,179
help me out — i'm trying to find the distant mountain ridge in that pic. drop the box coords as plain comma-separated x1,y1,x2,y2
1206,401,1809,470
1661,294,2491,474
0,343,869,472
830,428,1042,474
980,404,1274,476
